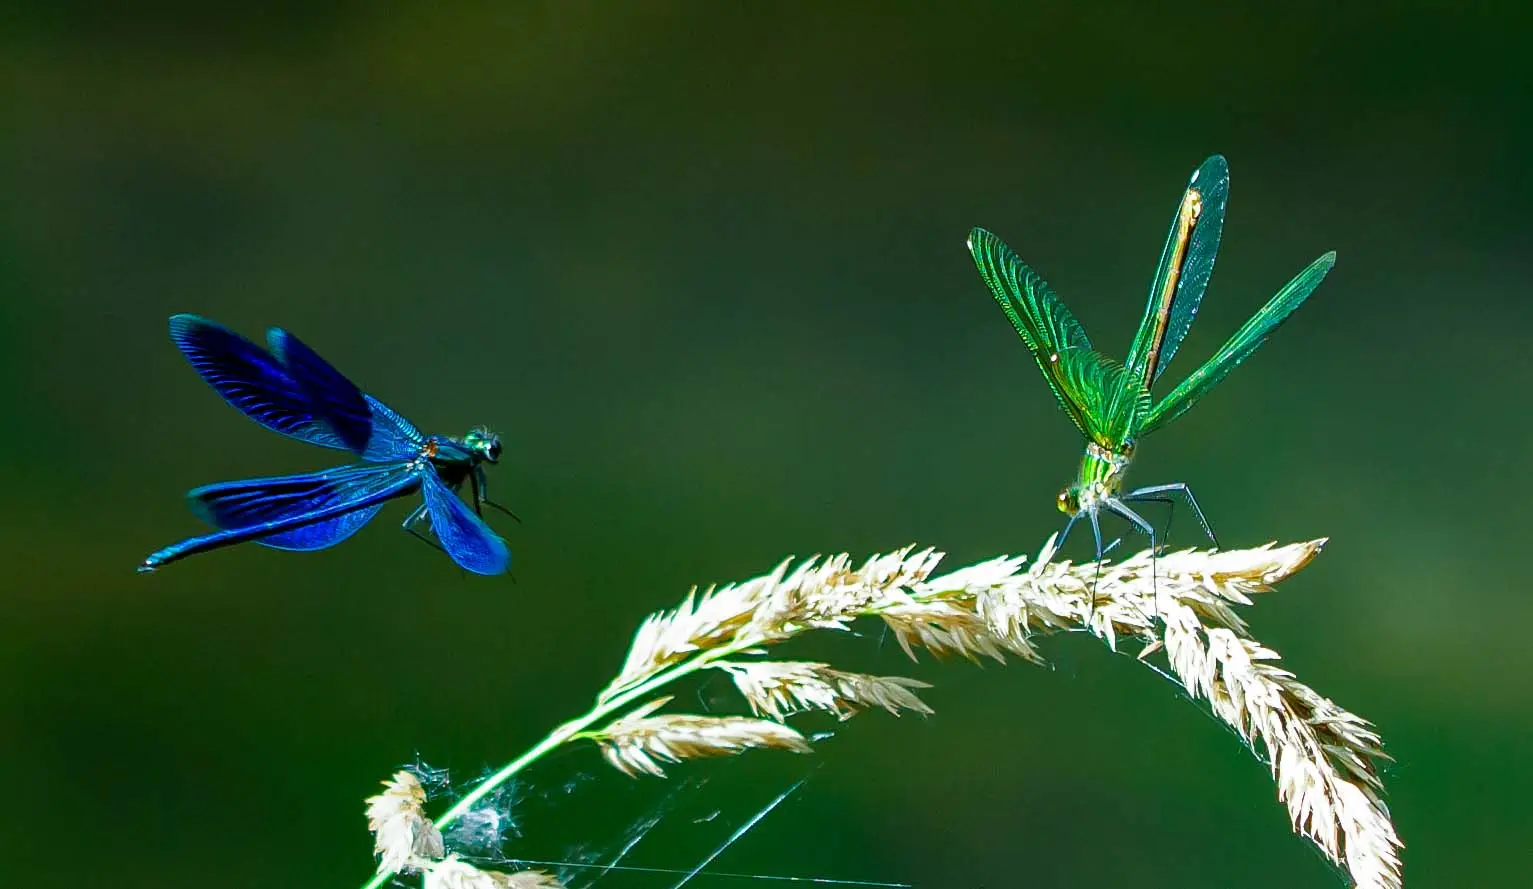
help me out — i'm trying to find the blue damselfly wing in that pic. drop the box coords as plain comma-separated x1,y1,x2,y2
267,327,374,453
169,314,361,452
420,469,511,575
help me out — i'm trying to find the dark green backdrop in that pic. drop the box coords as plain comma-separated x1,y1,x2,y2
5,3,1528,887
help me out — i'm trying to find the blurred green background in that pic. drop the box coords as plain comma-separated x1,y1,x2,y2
4,3,1529,887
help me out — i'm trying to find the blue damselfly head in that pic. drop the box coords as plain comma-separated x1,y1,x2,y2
465,426,503,464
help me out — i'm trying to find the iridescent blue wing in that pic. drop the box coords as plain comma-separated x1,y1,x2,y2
361,395,428,462
267,328,373,454
419,470,511,575
142,465,420,570
187,463,417,551
259,507,385,551
169,315,356,452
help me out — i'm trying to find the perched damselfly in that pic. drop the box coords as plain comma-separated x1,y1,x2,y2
969,155,1335,566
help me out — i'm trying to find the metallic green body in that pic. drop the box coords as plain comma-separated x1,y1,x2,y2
968,155,1335,548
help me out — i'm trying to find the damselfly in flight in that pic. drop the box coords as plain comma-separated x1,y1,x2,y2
968,155,1335,565
139,315,513,575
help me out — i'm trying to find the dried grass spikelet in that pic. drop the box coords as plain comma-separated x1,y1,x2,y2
366,770,445,875
877,582,1040,663
592,537,1398,889
423,855,565,889
1160,605,1401,889
715,660,934,721
969,539,1324,654
368,538,1397,889
590,696,813,777
952,537,1400,889
600,548,947,702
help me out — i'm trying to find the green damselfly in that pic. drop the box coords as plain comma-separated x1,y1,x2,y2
969,155,1335,570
